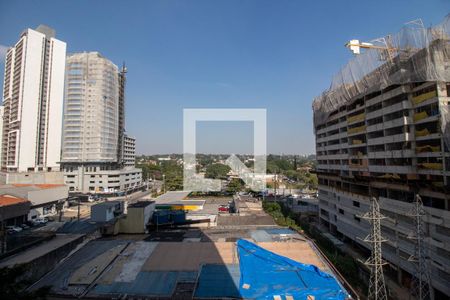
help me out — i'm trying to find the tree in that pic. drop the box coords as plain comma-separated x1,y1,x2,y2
226,178,244,194
205,163,231,179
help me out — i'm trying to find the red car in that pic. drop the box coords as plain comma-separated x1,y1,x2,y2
218,205,229,213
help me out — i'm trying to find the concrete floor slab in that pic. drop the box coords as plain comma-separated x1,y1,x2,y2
69,244,126,285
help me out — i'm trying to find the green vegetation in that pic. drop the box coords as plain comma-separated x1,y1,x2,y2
262,201,301,231
266,155,318,190
0,265,50,299
205,163,231,179
137,160,183,191
226,178,245,194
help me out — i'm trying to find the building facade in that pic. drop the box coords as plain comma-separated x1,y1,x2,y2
0,106,4,167
61,52,142,195
123,134,136,167
1,25,66,172
313,22,450,298
0,184,68,221
62,52,119,163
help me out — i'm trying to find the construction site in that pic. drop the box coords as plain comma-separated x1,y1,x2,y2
313,15,450,299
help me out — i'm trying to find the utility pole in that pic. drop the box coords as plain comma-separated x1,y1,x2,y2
0,207,6,254
77,197,81,222
408,194,432,300
274,173,277,201
361,197,388,300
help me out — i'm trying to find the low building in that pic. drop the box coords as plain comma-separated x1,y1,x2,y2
63,164,143,195
120,201,155,233
0,184,68,220
90,201,124,222
151,191,205,211
0,195,30,226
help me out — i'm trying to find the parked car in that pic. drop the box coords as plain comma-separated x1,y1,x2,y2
6,225,23,233
34,217,48,224
20,223,30,230
218,205,229,213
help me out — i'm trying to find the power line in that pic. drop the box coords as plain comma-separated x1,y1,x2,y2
407,194,432,300
360,197,388,300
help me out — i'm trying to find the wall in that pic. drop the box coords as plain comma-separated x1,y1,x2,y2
45,37,66,170
0,171,65,184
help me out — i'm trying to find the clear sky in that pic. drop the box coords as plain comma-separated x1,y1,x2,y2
0,0,448,155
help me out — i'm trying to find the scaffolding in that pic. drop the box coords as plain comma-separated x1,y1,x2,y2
312,15,450,149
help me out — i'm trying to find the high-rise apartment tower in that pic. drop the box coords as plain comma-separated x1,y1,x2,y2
1,25,66,172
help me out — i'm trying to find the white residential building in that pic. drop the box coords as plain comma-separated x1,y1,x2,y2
123,134,136,167
0,106,4,167
1,25,66,172
61,52,142,195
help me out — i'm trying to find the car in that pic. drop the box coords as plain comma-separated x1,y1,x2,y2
6,225,23,233
20,224,30,230
34,217,49,224
218,205,229,213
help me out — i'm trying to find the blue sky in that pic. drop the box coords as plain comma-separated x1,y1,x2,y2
0,1,448,155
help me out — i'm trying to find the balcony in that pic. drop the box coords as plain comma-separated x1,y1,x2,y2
368,149,415,159
416,144,440,153
347,112,365,124
412,90,437,106
347,125,366,135
368,132,411,146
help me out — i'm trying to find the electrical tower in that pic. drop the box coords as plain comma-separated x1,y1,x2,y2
361,197,388,300
407,194,432,300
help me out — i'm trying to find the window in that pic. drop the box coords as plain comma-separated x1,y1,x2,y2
338,208,344,215
353,215,361,222
353,201,360,207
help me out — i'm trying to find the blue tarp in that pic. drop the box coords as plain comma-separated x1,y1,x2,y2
237,239,349,300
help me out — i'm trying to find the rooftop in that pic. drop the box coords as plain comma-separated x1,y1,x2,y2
129,200,154,208
92,200,123,208
32,227,348,299
0,194,28,206
0,184,66,200
153,191,191,203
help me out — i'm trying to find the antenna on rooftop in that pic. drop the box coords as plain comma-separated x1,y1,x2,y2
360,197,388,300
407,194,432,300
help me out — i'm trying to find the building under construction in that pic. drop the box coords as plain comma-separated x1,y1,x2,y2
313,16,450,298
